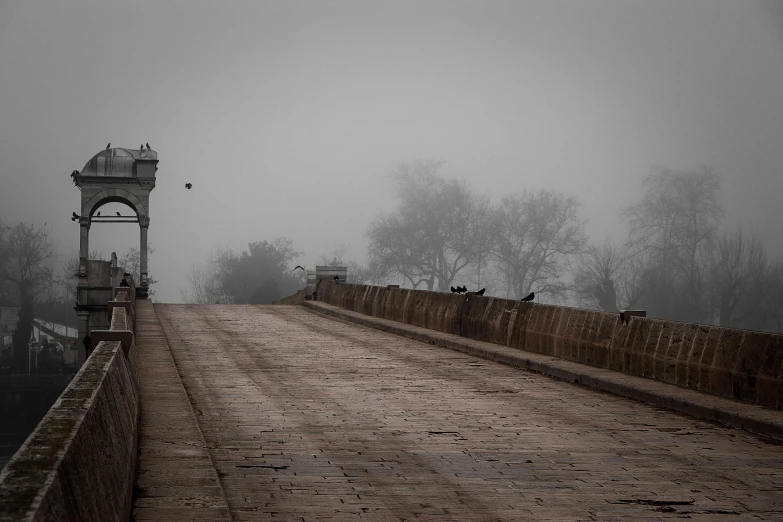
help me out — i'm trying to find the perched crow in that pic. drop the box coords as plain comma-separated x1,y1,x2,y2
451,286,458,293
460,285,468,293
477,288,486,296
140,144,144,150
96,211,101,217
116,212,121,217
333,275,339,280
185,183,192,189
146,142,150,149
119,278,130,288
521,292,535,302
106,143,111,150
294,265,305,271
71,170,79,177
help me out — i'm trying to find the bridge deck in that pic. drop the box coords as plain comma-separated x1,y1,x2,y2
133,304,783,521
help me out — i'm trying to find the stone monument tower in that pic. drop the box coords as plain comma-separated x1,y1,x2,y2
71,145,158,362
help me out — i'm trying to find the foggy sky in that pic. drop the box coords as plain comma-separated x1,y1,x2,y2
1,0,781,302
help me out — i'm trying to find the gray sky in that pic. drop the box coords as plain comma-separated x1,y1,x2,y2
1,0,781,302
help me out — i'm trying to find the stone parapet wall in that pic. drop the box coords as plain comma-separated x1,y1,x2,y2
316,280,783,409
0,288,141,521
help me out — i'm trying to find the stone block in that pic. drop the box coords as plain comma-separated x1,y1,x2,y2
709,327,745,398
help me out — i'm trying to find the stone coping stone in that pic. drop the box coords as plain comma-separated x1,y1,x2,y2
302,300,783,443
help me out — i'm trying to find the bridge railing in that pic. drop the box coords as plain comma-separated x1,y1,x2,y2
0,285,140,522
312,280,783,410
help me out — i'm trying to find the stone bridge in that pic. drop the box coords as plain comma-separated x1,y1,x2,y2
1,281,783,521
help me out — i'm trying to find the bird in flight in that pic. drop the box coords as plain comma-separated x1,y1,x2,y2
477,288,486,296
521,292,535,302
294,265,305,271
71,212,79,221
185,183,192,190
106,143,111,150
116,212,121,217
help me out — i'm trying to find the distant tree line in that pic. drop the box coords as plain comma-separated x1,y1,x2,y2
363,161,783,333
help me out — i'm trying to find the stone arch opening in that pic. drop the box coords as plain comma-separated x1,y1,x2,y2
83,189,147,219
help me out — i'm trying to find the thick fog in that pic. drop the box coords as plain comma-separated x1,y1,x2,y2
1,0,782,305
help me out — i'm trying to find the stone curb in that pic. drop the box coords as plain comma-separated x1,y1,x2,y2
302,301,783,443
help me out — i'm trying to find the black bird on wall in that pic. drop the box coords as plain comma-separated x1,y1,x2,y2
146,142,150,149
116,212,121,217
521,292,535,302
106,143,111,150
477,288,486,296
96,212,101,217
451,286,458,293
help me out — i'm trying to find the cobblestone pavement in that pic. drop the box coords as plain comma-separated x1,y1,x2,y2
152,304,783,521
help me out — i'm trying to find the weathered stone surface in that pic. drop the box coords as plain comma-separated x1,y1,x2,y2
148,303,783,520
0,339,140,522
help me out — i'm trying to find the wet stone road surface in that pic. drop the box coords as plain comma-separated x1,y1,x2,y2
145,304,783,521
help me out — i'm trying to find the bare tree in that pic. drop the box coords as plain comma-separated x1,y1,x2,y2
367,161,492,291
624,166,722,321
491,189,586,301
181,248,233,304
0,222,54,372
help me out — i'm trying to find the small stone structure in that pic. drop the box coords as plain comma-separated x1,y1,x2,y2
72,146,158,363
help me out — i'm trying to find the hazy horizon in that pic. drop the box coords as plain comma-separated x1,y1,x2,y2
1,0,781,302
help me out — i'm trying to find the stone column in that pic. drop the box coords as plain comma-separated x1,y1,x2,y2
138,217,150,298
78,219,90,280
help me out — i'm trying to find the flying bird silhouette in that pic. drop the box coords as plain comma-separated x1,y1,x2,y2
293,265,305,271
521,292,535,302
71,212,79,221
185,183,192,190
476,288,486,296
106,143,111,150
